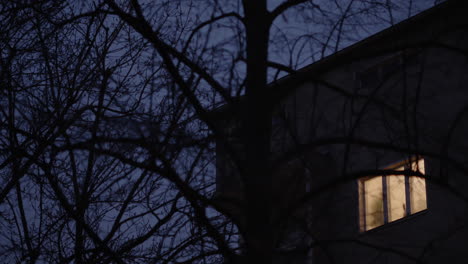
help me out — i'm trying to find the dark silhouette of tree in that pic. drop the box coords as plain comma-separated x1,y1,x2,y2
2,0,466,264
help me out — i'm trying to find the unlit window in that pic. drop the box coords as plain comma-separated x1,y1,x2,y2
359,158,427,231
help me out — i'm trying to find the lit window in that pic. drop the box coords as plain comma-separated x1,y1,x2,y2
359,158,427,231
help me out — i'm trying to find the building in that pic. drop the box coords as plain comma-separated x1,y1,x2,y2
214,0,468,263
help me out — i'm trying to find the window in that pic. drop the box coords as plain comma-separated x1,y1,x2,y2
357,59,401,90
359,158,427,231
357,67,380,90
356,51,422,91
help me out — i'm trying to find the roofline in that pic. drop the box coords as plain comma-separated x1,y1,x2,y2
270,0,457,88
211,0,466,120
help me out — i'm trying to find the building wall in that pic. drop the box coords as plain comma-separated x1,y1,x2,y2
215,2,468,263
276,5,468,263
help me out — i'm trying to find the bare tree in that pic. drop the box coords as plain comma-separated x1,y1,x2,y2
3,0,464,264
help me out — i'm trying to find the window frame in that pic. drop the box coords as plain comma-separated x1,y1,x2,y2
359,158,427,232
355,50,423,91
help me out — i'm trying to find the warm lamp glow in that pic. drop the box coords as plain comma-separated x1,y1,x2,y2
360,158,427,231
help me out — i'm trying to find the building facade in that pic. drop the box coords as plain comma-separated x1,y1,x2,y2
216,0,468,263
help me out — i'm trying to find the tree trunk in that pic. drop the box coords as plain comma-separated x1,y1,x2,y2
243,1,273,264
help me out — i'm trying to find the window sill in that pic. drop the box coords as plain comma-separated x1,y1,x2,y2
359,209,428,235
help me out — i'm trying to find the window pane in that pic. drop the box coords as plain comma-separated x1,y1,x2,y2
410,176,427,213
364,177,384,230
410,159,427,213
387,175,407,222
359,68,379,90
412,158,425,174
